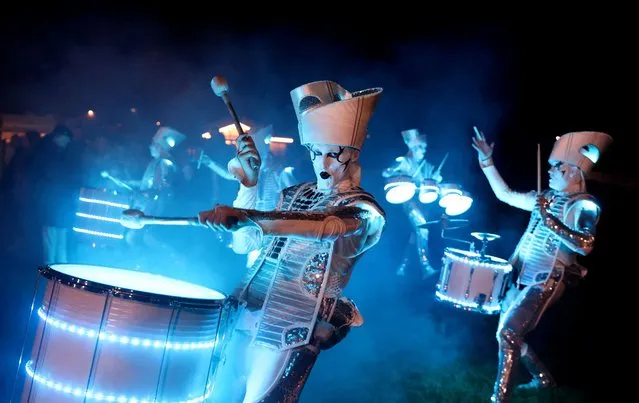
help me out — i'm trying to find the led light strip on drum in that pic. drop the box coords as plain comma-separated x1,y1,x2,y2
443,251,513,273
435,291,501,314
37,307,216,350
25,360,212,403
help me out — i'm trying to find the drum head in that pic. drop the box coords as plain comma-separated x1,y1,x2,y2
45,264,226,301
384,176,416,204
419,180,439,204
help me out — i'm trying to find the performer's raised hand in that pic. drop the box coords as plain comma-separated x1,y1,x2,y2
228,135,262,187
198,205,255,232
471,126,495,161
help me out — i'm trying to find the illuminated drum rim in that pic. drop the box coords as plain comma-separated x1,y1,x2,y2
25,360,213,403
443,192,473,216
41,264,227,307
444,248,512,273
383,175,416,191
418,180,440,204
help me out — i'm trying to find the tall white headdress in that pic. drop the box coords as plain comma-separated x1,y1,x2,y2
549,131,613,174
290,80,382,150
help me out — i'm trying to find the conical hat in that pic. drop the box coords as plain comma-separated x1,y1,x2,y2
549,131,613,174
290,80,382,150
401,129,427,148
152,126,186,149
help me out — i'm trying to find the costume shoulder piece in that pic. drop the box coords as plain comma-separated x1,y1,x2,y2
564,192,601,220
334,187,386,218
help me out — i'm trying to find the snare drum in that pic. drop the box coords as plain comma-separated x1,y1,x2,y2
18,264,233,403
418,179,439,204
384,175,417,204
435,248,512,314
438,183,473,216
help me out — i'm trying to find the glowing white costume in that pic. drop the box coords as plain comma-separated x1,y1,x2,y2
480,131,613,402
382,129,442,278
211,80,385,403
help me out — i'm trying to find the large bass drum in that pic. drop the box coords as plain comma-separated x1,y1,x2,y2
16,264,234,403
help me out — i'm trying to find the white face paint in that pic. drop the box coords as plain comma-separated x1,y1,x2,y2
307,144,359,191
548,161,582,191
410,143,427,162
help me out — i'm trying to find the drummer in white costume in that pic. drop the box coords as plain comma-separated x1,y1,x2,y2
199,80,386,402
382,129,443,278
473,128,612,402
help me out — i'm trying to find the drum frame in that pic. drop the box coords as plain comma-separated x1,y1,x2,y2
13,264,236,403
435,248,512,315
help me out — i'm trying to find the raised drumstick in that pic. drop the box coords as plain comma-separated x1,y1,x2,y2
210,75,258,172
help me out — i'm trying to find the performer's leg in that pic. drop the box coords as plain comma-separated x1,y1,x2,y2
57,228,68,263
517,342,556,389
396,232,415,276
42,226,55,264
416,227,436,279
491,276,563,402
403,201,435,278
246,345,318,403
208,329,253,403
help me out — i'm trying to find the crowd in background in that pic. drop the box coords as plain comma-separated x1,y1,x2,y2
0,123,277,290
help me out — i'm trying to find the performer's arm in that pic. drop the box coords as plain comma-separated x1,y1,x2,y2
382,156,409,178
202,201,386,258
206,159,236,181
230,184,262,254
479,158,536,211
257,202,383,246
540,196,600,255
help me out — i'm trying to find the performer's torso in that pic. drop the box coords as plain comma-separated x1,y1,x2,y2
401,156,435,181
236,181,380,350
513,189,586,286
136,157,176,213
245,183,337,309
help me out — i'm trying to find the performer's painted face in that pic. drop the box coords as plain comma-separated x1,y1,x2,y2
307,144,359,190
548,161,581,191
410,143,427,162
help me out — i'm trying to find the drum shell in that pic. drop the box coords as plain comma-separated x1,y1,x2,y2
20,266,230,403
436,248,512,315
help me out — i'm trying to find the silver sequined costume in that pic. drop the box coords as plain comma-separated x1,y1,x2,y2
209,80,385,403
479,131,612,402
209,180,385,402
382,129,441,279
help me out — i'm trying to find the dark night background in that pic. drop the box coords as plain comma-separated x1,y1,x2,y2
0,7,636,403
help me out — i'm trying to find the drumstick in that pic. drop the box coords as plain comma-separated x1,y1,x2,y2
211,75,258,172
120,209,201,230
411,159,426,179
537,143,541,193
434,152,449,177
101,171,133,191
